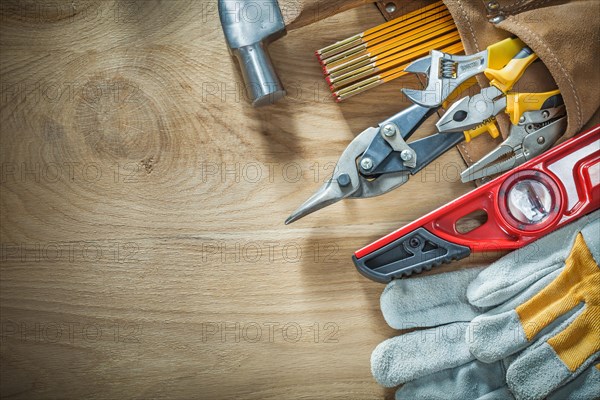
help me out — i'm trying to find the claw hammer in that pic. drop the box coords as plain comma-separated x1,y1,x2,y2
218,0,373,107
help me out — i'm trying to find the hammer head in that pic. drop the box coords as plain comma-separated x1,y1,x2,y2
218,0,287,107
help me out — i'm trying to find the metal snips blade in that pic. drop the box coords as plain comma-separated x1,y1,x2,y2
284,127,410,225
285,104,439,224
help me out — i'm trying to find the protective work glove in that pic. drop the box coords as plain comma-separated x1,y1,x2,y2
371,210,600,400
467,212,600,399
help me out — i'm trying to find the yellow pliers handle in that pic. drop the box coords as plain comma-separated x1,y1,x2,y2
486,37,527,70
485,46,538,94
506,89,562,125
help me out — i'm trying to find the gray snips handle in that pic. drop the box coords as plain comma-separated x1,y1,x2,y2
218,0,286,107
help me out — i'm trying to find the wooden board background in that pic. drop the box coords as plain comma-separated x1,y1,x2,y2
0,1,495,398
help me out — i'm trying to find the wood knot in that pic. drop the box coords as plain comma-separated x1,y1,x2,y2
75,74,167,162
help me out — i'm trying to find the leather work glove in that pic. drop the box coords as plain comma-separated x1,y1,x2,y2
466,212,600,399
371,211,600,399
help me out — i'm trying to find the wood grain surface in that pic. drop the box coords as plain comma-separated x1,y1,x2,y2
0,1,496,399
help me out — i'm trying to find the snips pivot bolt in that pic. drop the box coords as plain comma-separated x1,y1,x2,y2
400,150,413,161
360,158,374,171
382,124,397,137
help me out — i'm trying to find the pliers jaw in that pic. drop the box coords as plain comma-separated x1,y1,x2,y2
461,108,567,182
460,144,518,182
436,86,506,132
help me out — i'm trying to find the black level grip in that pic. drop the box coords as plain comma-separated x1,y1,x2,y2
353,228,471,283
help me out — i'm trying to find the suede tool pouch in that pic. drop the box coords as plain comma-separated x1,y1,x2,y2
444,0,600,140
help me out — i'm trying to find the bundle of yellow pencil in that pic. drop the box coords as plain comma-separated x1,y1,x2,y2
316,1,464,102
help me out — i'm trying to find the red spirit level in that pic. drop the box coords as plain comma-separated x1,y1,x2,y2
354,125,600,282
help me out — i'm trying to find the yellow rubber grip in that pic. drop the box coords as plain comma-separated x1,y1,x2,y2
506,89,561,125
486,37,525,70
463,120,500,142
485,49,538,93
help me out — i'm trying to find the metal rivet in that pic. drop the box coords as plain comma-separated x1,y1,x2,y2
360,157,373,171
385,2,397,13
519,116,526,123
382,124,396,137
489,15,504,24
337,173,351,187
409,237,420,248
487,1,499,10
542,110,550,118
400,150,413,161
537,136,545,145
